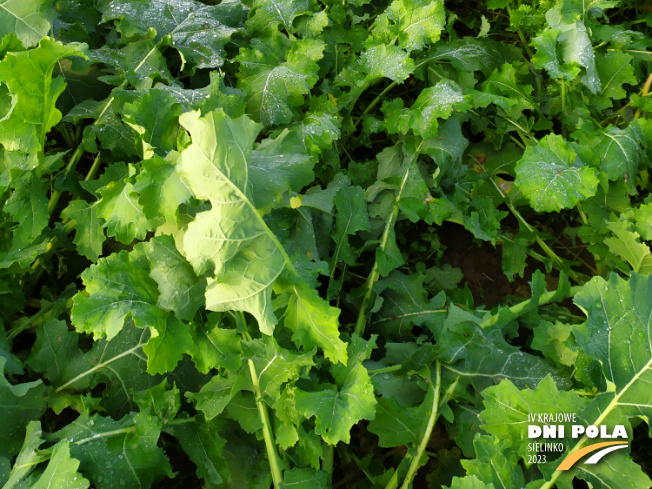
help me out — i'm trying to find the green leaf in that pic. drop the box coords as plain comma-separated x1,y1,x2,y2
0,325,21,377
288,108,341,157
558,0,619,23
60,199,106,262
247,0,311,35
236,34,324,126
552,453,652,489
422,118,469,170
0,357,46,458
89,37,176,90
243,336,314,404
5,173,49,247
133,379,180,423
147,235,206,322
604,221,651,273
361,44,415,84
480,62,534,118
133,154,192,226
424,37,520,76
95,164,151,244
437,308,571,392
52,412,173,489
26,319,83,386
3,421,43,489
188,371,244,420
189,319,243,373
531,321,578,367
331,185,370,267
32,441,90,489
0,37,83,153
546,9,601,94
531,28,580,80
628,202,652,241
122,89,182,157
573,272,652,415
227,392,263,434
464,195,507,243
592,126,643,194
168,415,229,486
479,376,588,461
407,81,470,139
373,271,446,340
461,435,524,489
0,0,55,47
249,128,315,212
284,281,347,364
367,383,434,447
514,134,599,212
386,0,445,51
376,226,405,276
178,109,287,334
158,72,246,118
501,236,528,281
101,0,242,70
446,475,495,489
71,247,167,340
282,468,328,489
594,51,637,110
48,321,157,416
142,314,193,374
295,335,377,445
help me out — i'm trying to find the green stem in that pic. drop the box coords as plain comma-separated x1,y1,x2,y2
354,167,411,336
634,73,652,119
383,471,399,489
165,418,196,426
238,314,283,488
7,301,56,340
354,261,380,336
352,81,397,129
368,364,403,375
60,124,75,148
490,179,581,282
516,27,534,60
560,80,567,137
85,152,102,182
505,117,537,144
47,145,86,214
249,358,283,489
322,443,334,480
399,360,441,489
480,286,583,329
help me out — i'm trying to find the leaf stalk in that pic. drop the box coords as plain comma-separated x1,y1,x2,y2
248,357,283,489
480,285,583,329
354,167,410,336
399,360,441,489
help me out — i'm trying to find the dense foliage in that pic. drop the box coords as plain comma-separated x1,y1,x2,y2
0,0,651,487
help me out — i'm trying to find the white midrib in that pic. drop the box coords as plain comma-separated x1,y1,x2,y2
196,143,297,276
0,4,42,37
55,341,147,392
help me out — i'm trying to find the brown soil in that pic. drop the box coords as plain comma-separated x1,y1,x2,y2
437,221,544,307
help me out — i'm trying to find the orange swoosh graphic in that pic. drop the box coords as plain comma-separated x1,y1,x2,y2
556,441,628,470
